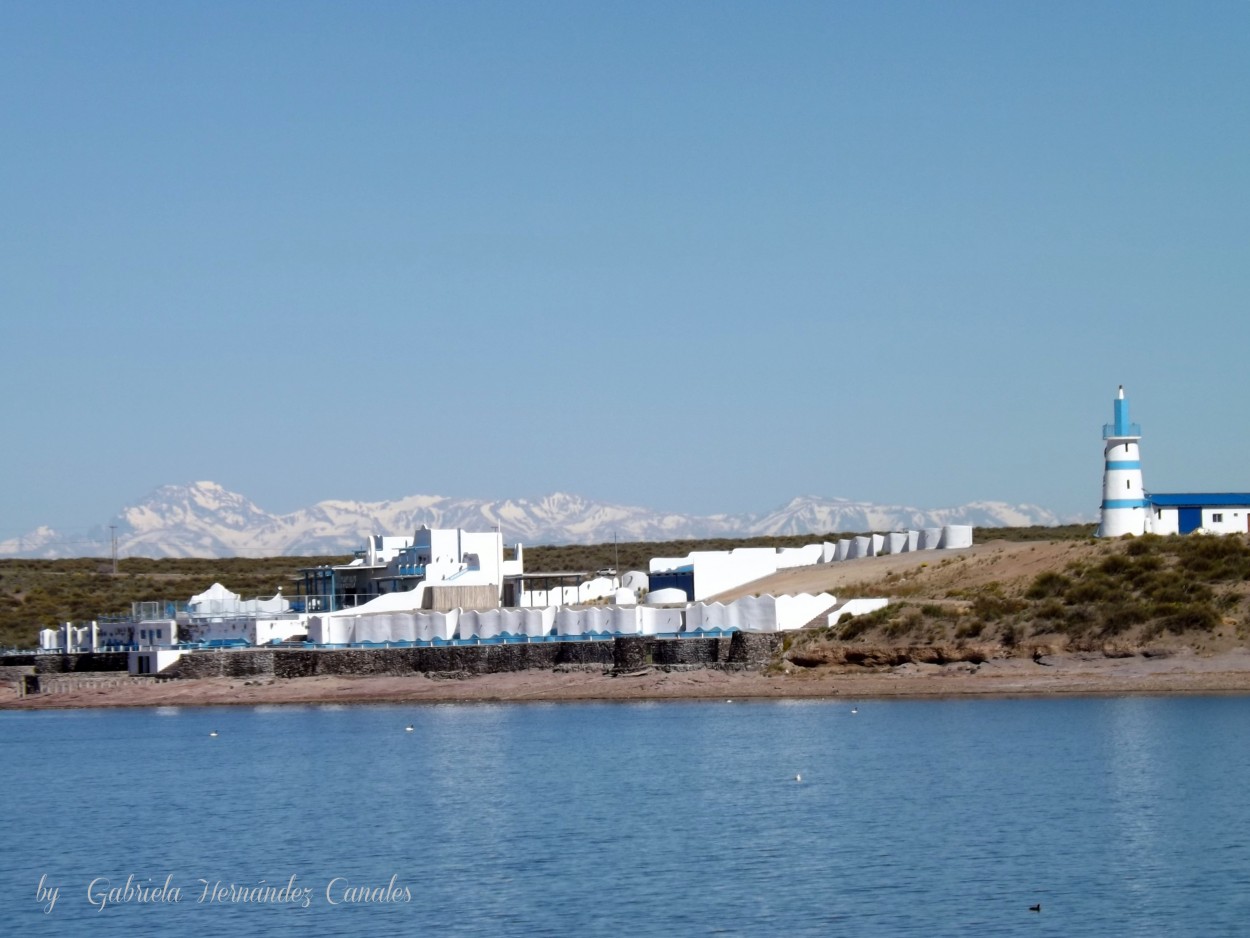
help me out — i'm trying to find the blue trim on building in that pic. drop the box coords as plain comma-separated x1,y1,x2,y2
1105,460,1141,470
1147,493,1250,508
1102,499,1147,509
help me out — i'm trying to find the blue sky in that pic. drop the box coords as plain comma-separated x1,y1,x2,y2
2,1,1248,537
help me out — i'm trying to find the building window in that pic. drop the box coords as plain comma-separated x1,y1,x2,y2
1126,480,1130,489
1213,513,1224,523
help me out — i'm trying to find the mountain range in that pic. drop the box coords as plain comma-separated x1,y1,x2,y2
0,481,1076,559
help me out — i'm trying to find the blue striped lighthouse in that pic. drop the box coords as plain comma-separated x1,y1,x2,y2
1098,385,1148,537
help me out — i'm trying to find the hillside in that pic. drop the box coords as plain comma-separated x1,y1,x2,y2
758,534,1250,670
7,529,1250,698
0,527,1099,649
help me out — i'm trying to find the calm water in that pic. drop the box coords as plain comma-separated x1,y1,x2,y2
2,696,1249,936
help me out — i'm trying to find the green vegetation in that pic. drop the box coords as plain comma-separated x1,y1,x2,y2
0,555,348,650
974,523,1097,542
1036,535,1244,642
787,533,1250,662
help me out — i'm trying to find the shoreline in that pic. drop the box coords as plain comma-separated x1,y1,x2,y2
5,649,1250,710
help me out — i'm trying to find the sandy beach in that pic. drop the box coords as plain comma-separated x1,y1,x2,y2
6,648,1250,710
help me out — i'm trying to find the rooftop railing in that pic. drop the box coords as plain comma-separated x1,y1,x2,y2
1103,422,1142,439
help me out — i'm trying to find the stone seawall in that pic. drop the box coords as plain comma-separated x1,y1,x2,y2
166,634,779,681
16,653,131,674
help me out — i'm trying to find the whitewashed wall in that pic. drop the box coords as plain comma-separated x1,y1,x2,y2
776,545,825,569
685,593,837,633
1198,508,1250,534
884,533,908,554
939,525,974,548
646,588,691,605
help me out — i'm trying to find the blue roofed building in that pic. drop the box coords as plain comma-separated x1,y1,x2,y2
1145,493,1250,536
1097,387,1250,537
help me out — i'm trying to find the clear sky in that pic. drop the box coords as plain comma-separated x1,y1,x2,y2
2,1,1248,537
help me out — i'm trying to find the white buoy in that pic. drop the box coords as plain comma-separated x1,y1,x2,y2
795,774,802,782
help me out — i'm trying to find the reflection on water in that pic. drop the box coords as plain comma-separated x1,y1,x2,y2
2,696,1249,936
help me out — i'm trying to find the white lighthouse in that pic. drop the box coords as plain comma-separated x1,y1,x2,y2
1098,385,1149,537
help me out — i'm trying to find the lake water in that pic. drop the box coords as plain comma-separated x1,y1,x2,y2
2,695,1249,936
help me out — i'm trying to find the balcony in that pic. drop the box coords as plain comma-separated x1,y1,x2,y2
1103,422,1141,439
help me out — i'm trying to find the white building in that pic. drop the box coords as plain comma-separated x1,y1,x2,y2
1097,386,1250,537
299,526,523,612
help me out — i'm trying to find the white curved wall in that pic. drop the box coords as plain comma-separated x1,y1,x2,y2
621,570,649,593
647,588,690,605
940,525,973,549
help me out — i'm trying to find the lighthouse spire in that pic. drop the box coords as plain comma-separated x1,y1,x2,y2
1098,386,1148,537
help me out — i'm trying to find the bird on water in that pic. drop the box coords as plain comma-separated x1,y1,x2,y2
405,725,414,732
1029,904,1041,913
209,730,218,737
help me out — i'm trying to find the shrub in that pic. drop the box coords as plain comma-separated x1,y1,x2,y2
1098,555,1132,577
972,592,1024,621
955,620,984,640
1125,535,1161,556
1160,604,1220,635
1098,603,1148,637
884,609,923,639
1026,571,1071,600
1066,578,1116,604
837,615,872,641
1143,572,1213,605
1034,599,1065,621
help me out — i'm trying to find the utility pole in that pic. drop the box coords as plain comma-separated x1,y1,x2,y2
110,525,118,576
614,531,620,586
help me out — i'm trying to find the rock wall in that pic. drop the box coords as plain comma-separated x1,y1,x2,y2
32,653,130,674
164,635,781,680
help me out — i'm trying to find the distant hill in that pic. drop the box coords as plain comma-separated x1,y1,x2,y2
0,481,1074,559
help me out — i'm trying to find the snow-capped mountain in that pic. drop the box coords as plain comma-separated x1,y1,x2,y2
748,496,1063,537
0,481,1073,559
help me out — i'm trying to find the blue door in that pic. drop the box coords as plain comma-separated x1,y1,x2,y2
1179,507,1202,533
